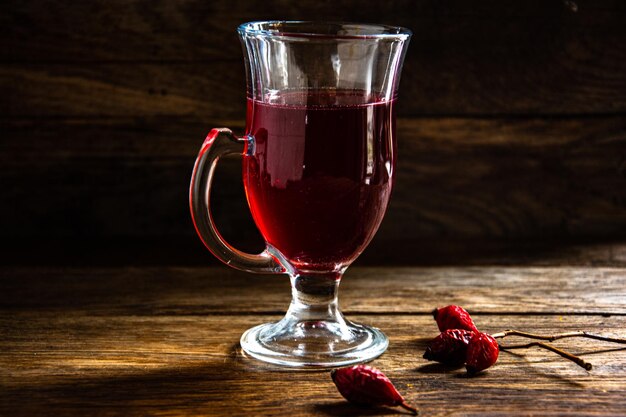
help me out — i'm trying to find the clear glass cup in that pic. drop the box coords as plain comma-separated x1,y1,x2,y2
190,21,411,367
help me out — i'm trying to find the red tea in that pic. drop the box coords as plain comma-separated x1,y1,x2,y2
243,89,396,271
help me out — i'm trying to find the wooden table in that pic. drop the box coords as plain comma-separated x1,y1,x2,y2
2,245,626,416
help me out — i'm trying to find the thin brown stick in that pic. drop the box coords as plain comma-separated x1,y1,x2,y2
399,401,419,415
492,329,626,344
500,341,593,370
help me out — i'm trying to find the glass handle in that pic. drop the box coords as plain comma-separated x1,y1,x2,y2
190,128,285,274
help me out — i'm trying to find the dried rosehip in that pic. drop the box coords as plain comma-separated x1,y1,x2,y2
432,305,479,333
465,332,500,374
423,329,475,365
331,365,417,415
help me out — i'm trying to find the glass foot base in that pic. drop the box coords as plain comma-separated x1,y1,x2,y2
240,318,388,368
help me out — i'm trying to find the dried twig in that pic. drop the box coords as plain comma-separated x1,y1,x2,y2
499,341,592,370
491,329,626,345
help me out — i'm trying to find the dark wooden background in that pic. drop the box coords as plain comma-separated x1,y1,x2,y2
2,0,626,266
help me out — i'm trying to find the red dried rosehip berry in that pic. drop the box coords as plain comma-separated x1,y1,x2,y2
423,329,475,365
331,365,417,415
432,305,479,333
465,332,500,374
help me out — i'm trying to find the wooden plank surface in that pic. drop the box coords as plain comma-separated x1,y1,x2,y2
2,0,626,248
1,315,625,416
3,1,626,413
1,272,625,416
2,0,626,115
2,117,625,241
1,266,626,315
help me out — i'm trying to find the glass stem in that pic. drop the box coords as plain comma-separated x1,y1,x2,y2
239,268,388,366
286,271,345,324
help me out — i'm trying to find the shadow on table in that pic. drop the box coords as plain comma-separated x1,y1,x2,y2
414,362,465,374
0,343,329,414
314,401,408,416
1,362,240,414
413,346,623,388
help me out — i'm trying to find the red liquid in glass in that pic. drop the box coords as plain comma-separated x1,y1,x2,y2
243,90,396,271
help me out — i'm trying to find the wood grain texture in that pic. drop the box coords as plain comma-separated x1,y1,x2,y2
3,236,626,267
2,314,623,416
1,259,625,416
0,63,246,120
2,0,626,247
2,266,625,315
2,0,626,115
2,117,624,242
1,311,625,415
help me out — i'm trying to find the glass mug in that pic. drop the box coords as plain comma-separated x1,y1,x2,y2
190,21,411,367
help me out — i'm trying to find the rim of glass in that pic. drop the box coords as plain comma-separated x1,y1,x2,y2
237,21,412,40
